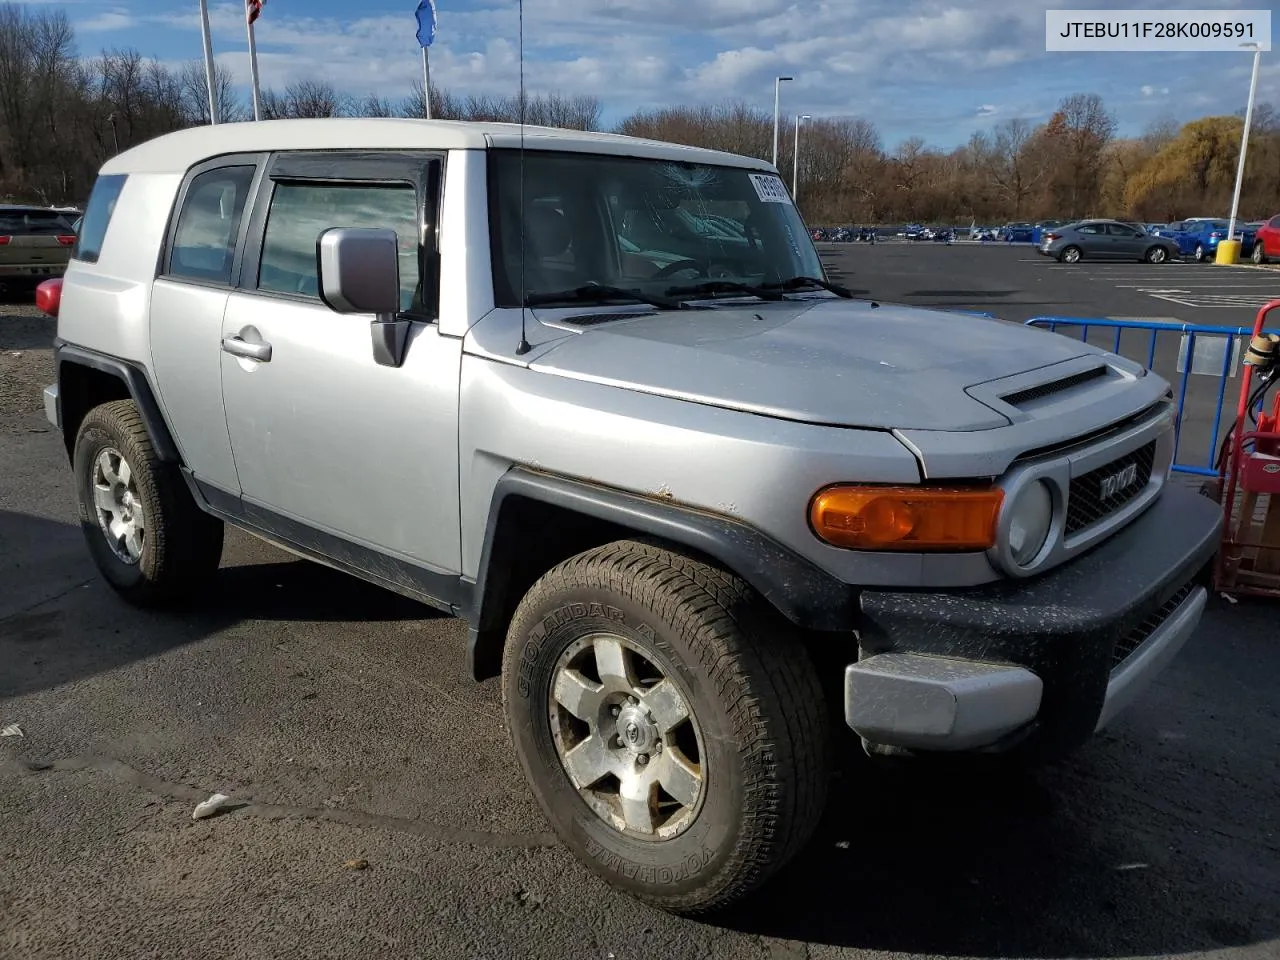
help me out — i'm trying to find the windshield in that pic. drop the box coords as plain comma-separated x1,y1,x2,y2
487,149,824,307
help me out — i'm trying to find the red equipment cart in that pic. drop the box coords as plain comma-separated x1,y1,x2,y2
1213,300,1280,598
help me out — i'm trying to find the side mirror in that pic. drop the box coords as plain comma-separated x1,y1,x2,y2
317,227,409,368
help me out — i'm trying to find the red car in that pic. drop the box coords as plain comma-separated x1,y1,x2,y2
1252,214,1280,263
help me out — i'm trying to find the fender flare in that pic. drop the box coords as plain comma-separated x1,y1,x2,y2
465,467,861,678
55,342,182,462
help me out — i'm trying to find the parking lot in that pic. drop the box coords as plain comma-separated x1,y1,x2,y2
3,245,1280,960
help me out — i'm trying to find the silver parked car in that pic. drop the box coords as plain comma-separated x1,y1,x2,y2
39,119,1220,914
1039,219,1181,263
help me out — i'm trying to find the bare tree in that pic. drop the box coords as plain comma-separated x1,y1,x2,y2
985,118,1044,217
178,60,245,125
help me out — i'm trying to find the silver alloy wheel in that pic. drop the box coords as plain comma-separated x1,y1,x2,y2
1195,244,1205,262
1062,247,1081,263
1148,247,1167,263
92,447,145,563
549,633,705,840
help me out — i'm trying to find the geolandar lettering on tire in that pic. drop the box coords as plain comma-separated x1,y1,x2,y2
518,601,625,698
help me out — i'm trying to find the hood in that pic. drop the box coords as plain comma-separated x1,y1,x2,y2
528,299,1101,430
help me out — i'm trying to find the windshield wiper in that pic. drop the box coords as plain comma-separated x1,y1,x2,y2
760,275,853,298
524,284,686,310
664,280,784,302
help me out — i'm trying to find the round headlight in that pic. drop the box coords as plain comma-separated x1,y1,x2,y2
1007,481,1053,566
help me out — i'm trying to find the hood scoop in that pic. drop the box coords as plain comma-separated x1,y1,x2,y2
1000,364,1109,408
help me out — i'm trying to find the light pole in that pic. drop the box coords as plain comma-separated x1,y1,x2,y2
771,76,792,167
1225,41,1263,258
793,113,810,199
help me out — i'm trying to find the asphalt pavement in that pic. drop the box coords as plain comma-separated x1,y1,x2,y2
2,262,1279,960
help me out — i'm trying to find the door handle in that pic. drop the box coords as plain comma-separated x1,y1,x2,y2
222,336,272,362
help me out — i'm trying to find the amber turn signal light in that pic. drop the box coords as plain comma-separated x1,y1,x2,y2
809,485,1003,551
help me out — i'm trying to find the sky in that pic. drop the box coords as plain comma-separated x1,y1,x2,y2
20,0,1280,149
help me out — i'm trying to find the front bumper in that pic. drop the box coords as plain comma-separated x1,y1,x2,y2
844,485,1221,758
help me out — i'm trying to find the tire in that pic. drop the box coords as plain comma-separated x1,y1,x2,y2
1144,245,1168,264
73,399,224,606
1058,246,1082,263
1253,244,1267,265
501,540,830,915
1194,244,1206,262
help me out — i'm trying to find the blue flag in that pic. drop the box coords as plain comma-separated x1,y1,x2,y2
416,0,437,48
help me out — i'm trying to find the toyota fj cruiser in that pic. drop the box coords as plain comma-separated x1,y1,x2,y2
40,118,1222,914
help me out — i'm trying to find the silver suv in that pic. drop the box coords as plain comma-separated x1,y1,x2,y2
40,119,1221,914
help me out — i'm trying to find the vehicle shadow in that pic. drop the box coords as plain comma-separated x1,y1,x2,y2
0,509,440,700
712,596,1280,957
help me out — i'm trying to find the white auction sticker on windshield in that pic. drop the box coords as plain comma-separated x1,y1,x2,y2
749,173,792,203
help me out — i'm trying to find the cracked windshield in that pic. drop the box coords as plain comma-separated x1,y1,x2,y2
488,150,824,307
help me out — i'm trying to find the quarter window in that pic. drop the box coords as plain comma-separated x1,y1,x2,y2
257,181,420,311
74,174,127,263
169,166,256,284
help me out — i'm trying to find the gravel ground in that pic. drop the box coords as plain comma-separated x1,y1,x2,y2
0,300,54,423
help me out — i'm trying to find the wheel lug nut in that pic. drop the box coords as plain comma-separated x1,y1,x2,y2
637,754,648,765
610,707,620,717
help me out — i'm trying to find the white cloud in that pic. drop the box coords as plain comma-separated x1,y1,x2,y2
79,10,133,32
98,0,1280,147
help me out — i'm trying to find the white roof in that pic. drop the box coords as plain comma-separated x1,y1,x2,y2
100,118,776,176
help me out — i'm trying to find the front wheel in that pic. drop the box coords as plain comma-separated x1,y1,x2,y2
502,540,831,914
1253,244,1268,265
1144,245,1168,264
1058,245,1082,263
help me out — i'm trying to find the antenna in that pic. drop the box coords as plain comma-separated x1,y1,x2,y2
514,0,531,355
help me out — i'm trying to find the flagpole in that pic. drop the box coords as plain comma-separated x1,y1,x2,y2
199,0,218,123
246,10,262,120
422,46,432,119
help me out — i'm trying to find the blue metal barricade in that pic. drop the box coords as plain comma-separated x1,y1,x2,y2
1025,316,1280,477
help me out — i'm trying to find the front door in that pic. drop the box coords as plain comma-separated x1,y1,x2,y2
219,152,462,586
1104,222,1144,258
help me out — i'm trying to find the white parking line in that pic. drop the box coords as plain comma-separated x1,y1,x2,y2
1147,293,1280,308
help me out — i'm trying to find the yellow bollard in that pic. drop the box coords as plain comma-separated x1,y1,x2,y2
1216,239,1241,264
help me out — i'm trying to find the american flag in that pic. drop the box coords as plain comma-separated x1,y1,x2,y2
246,0,264,24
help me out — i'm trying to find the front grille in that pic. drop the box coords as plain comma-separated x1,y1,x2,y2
1002,366,1107,407
1066,441,1157,535
1112,583,1195,671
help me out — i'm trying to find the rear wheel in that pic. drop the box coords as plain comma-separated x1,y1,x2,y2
73,400,223,606
1058,245,1082,263
501,540,830,914
1194,244,1206,262
1144,245,1168,264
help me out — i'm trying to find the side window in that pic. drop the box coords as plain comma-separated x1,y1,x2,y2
257,181,420,310
168,166,256,284
1269,216,1280,228
73,174,128,264
1077,224,1102,235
